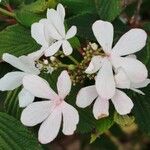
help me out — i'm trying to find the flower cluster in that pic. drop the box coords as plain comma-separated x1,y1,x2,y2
0,3,149,144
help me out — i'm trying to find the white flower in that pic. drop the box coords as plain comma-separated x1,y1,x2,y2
76,69,135,119
85,20,148,99
76,85,134,120
30,3,77,59
21,71,79,144
0,53,40,107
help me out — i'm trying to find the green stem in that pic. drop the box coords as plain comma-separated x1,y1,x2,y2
0,8,15,18
58,63,69,68
68,55,79,65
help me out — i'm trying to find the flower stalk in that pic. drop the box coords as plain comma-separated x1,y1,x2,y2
0,7,15,18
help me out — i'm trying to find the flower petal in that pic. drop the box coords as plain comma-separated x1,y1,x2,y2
18,88,35,107
57,70,71,99
0,71,26,91
57,3,65,22
111,56,148,83
76,85,98,108
111,89,134,115
115,68,130,89
21,101,55,126
44,40,62,57
62,40,73,56
131,78,150,89
112,29,147,56
62,102,79,135
92,20,113,54
131,88,145,95
93,97,109,119
96,58,116,99
85,56,102,74
47,9,65,38
38,107,62,144
23,75,59,100
31,22,48,46
66,26,77,39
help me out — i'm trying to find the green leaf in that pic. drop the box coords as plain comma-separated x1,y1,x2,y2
59,0,96,15
96,0,122,21
0,24,40,59
132,86,150,135
67,13,99,40
0,112,43,149
4,87,22,119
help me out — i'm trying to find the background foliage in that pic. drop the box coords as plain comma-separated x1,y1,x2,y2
0,0,150,149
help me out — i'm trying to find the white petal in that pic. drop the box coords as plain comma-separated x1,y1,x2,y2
111,89,134,115
44,41,62,57
21,101,55,126
62,102,79,135
85,56,102,74
62,40,73,56
0,72,26,91
92,20,113,54
131,88,145,95
28,48,45,61
57,71,71,99
18,88,35,107
76,85,98,108
66,26,77,39
47,9,65,38
93,97,109,119
131,79,150,89
38,107,62,144
115,68,130,89
31,22,48,46
111,56,148,83
3,53,39,74
23,75,59,100
112,29,147,56
96,58,116,99
57,3,65,22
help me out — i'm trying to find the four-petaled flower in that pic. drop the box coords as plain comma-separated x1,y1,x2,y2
85,20,148,100
30,3,77,60
0,53,40,107
21,71,79,144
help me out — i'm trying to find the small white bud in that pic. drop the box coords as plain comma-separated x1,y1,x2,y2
43,59,48,65
91,43,98,50
50,56,56,62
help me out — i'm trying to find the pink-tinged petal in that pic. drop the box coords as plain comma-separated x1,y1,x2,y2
44,41,62,57
66,26,77,39
38,107,62,144
96,58,116,99
111,56,148,83
18,88,34,107
31,22,48,46
92,20,113,54
47,9,65,38
57,71,71,99
21,101,55,126
131,79,150,89
57,3,65,22
111,89,134,115
0,71,26,91
112,29,147,56
115,68,130,89
62,40,73,56
85,56,102,74
93,97,109,119
131,88,145,95
76,85,98,108
23,75,59,100
62,102,79,135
